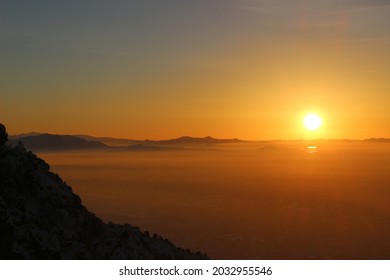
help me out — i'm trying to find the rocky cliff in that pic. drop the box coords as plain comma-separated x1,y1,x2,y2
0,142,207,259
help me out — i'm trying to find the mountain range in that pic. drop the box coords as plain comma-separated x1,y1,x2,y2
10,133,244,152
9,133,390,152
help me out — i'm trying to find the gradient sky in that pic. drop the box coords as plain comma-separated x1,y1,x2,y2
1,0,389,140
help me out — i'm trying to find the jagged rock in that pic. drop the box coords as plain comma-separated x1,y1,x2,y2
0,123,7,146
0,143,208,260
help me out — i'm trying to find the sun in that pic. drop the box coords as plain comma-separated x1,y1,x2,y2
303,113,322,131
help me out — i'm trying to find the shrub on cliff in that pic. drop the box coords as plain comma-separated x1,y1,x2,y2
0,124,8,146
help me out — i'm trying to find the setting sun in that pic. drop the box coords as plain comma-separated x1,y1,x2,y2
303,114,322,131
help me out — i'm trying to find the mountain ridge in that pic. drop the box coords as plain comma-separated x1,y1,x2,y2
9,133,390,152
10,133,245,152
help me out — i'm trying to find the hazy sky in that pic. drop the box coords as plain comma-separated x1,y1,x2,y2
2,0,389,139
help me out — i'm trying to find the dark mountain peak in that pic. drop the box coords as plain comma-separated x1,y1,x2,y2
0,140,207,259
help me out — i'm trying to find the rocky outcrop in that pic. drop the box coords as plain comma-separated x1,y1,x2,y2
0,142,207,259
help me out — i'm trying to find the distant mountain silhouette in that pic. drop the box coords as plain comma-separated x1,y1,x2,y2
10,134,108,151
0,141,207,260
77,135,244,146
145,136,244,145
11,133,389,152
8,132,43,140
76,134,138,146
10,133,244,151
363,138,390,143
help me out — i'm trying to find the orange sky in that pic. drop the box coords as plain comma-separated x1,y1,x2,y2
2,1,389,140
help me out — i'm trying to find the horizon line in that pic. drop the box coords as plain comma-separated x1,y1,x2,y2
9,131,390,143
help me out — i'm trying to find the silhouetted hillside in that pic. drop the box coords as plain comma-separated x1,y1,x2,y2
0,141,207,259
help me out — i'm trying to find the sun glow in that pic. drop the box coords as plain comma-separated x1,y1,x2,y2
303,114,322,131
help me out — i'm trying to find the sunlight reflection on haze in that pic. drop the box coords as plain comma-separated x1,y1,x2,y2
307,145,318,154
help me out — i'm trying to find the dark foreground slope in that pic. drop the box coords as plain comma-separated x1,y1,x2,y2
0,142,207,259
